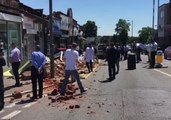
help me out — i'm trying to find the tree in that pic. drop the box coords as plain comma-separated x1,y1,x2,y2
115,19,130,45
138,27,154,44
82,21,97,38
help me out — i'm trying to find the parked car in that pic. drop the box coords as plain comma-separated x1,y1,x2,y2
96,44,106,59
164,46,171,59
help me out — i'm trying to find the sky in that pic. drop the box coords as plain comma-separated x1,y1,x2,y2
20,0,170,37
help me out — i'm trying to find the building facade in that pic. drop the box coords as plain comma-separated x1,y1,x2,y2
158,2,171,49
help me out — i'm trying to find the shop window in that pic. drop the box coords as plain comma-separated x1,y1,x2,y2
8,22,20,47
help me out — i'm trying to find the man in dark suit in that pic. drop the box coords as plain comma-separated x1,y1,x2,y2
106,42,117,81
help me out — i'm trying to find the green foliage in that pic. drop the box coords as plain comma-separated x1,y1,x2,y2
115,19,130,45
138,27,154,44
82,21,97,38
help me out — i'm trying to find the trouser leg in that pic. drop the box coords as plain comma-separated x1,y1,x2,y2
108,63,112,78
31,67,38,98
90,60,93,72
86,62,90,72
38,72,44,98
12,62,20,85
73,70,84,93
0,78,4,109
60,70,71,95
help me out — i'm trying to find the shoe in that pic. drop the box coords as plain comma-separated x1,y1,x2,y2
15,83,23,87
60,93,65,96
39,96,42,99
30,96,37,101
81,88,88,94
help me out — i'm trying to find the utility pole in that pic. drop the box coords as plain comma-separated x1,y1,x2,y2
157,0,160,39
49,0,54,78
127,20,133,42
131,20,133,42
152,0,155,40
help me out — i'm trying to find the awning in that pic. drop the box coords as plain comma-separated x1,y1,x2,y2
0,12,22,22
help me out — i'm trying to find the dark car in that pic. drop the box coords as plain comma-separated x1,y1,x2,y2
164,46,171,59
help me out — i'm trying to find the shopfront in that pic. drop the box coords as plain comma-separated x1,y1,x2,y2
0,12,22,66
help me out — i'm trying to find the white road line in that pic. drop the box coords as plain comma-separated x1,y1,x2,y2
154,69,171,77
22,102,37,108
1,110,21,120
4,102,17,109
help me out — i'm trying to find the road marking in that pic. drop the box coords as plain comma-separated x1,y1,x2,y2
4,102,17,109
154,69,171,77
22,102,37,108
1,110,21,120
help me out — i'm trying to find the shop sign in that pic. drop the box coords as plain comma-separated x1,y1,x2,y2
60,14,68,31
23,16,33,29
52,19,62,36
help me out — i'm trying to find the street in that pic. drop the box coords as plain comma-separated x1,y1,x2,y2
1,55,171,120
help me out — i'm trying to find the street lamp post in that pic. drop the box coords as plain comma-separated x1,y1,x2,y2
49,0,54,78
127,20,133,42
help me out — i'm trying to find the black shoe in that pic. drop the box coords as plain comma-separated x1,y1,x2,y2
30,96,37,101
108,77,115,81
60,93,65,96
81,88,88,94
15,83,23,87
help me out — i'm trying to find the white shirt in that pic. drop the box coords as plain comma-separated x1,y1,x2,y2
150,42,158,52
64,48,79,70
84,47,94,62
10,47,21,63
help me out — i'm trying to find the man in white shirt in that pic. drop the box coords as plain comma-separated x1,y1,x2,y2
60,43,86,96
84,43,94,73
10,43,22,87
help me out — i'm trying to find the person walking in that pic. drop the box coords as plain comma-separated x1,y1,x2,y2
0,45,6,110
31,45,46,100
106,42,117,81
9,43,22,87
84,43,94,73
60,43,86,96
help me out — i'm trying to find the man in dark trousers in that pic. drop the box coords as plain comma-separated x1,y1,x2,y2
0,45,6,110
31,45,46,100
106,42,117,81
10,43,22,87
149,40,158,68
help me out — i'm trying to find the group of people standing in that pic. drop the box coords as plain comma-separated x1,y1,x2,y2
0,43,46,109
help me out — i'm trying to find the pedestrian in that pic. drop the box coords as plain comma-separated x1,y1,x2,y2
149,40,158,68
31,45,46,100
0,44,6,110
84,43,94,73
106,42,117,81
115,43,120,74
60,42,86,96
9,43,22,87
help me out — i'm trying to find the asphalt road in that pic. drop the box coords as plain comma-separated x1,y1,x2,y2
1,55,171,120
